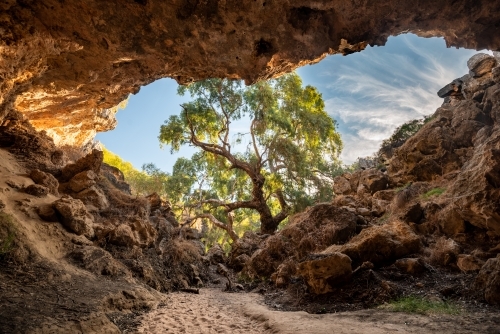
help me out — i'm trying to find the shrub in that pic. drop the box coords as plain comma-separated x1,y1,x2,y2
378,115,434,160
164,239,202,263
384,295,459,315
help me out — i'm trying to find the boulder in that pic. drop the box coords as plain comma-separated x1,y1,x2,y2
68,170,97,192
24,184,49,197
60,149,103,182
438,206,466,236
108,218,156,248
297,252,352,294
359,169,389,194
29,169,59,195
101,163,131,194
400,203,424,224
326,220,422,266
476,254,500,305
207,244,227,264
229,231,262,270
271,260,297,288
69,246,129,277
146,192,162,211
108,224,136,247
231,254,250,272
373,189,396,201
37,204,59,222
73,185,109,210
395,258,425,275
437,77,465,98
333,176,351,195
467,53,497,78
457,254,484,272
53,196,94,238
371,199,389,216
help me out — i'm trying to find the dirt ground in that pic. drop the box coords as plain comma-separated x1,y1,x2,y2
136,288,500,334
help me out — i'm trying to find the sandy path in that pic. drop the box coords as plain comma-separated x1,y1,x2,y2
136,289,499,334
136,289,266,333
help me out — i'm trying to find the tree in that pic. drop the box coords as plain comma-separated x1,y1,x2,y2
159,73,342,235
103,148,169,197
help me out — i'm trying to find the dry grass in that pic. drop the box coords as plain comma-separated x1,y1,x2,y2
164,239,202,263
98,176,149,218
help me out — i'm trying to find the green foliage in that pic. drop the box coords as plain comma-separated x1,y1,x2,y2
422,187,446,200
384,296,459,315
395,182,412,193
379,115,433,160
0,212,16,258
159,73,343,236
102,147,169,197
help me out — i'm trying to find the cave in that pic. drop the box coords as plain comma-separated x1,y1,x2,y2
1,1,500,333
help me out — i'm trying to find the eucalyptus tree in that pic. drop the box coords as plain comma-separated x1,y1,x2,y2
159,73,342,236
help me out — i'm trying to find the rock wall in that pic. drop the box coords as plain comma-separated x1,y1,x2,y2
1,0,500,146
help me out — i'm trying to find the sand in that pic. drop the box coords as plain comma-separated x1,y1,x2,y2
136,289,499,334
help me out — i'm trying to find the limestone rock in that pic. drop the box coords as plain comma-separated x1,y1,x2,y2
29,169,59,196
101,163,131,194
359,169,389,194
231,254,251,272
476,255,500,305
37,204,59,222
457,254,484,272
146,192,162,211
400,203,423,224
60,149,103,182
24,184,49,197
327,220,422,266
207,244,227,265
108,225,136,247
438,206,466,236
333,176,351,195
467,53,498,78
228,231,262,270
108,218,156,248
395,258,425,275
298,252,352,294
68,170,97,193
73,185,109,211
53,196,94,238
69,246,129,277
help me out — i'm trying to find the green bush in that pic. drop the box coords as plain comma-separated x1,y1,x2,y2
379,115,434,160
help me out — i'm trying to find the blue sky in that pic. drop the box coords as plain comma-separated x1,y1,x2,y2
97,34,480,172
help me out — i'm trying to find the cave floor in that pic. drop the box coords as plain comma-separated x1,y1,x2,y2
136,288,500,334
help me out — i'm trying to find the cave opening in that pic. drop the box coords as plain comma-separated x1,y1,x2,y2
97,33,485,173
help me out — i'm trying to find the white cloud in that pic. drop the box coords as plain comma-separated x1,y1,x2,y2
314,34,480,164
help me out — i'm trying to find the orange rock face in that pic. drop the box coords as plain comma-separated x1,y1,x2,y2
2,0,500,145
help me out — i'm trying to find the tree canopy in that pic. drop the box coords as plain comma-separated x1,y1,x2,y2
159,73,343,236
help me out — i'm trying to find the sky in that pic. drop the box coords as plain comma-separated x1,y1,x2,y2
96,33,482,172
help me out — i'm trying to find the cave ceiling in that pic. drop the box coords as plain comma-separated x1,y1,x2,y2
1,0,500,146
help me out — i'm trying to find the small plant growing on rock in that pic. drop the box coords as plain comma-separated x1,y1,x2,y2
421,187,446,200
384,295,459,315
0,212,17,259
